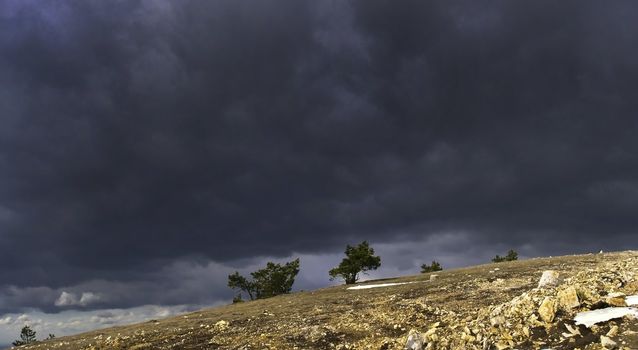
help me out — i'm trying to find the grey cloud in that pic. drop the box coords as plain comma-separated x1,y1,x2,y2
1,0,638,318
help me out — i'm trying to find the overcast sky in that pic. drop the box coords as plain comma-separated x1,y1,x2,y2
2,0,638,345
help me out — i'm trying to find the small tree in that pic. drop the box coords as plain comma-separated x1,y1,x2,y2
329,241,381,284
228,272,257,300
492,249,518,263
228,258,300,300
420,260,443,273
47,334,56,340
251,259,300,298
12,325,37,346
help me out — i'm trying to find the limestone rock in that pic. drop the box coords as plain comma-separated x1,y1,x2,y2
405,329,423,350
490,316,505,327
605,292,626,307
538,270,560,288
600,335,617,349
557,286,580,310
214,320,229,331
300,325,328,342
538,297,557,323
606,325,618,337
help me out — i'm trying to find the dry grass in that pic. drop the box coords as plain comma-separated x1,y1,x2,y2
11,250,638,350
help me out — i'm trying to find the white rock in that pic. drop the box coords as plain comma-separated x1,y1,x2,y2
405,329,423,350
574,307,638,327
538,270,560,288
214,320,229,331
600,335,617,349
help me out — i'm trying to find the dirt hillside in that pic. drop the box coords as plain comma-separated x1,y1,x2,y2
9,250,638,350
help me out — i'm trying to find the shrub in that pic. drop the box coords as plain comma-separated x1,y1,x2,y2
492,249,518,263
420,260,443,273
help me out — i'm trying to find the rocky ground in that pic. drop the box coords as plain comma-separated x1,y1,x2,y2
9,250,638,350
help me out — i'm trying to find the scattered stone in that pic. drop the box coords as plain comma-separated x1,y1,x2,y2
214,320,229,331
490,315,506,327
600,335,617,349
423,326,437,343
538,270,560,288
605,292,627,307
538,297,557,323
19,252,638,350
557,286,580,309
494,341,510,350
300,325,329,342
405,329,423,350
565,323,581,336
606,325,619,337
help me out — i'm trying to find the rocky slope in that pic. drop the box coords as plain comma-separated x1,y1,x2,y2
9,250,638,350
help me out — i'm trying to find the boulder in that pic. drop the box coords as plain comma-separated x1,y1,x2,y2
538,297,557,323
537,270,560,288
605,292,626,307
600,335,617,349
405,329,423,350
557,286,580,310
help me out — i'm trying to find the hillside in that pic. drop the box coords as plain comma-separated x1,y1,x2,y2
9,251,638,350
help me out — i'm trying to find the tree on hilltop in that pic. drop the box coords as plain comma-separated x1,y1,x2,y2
228,258,300,300
12,325,37,346
329,241,381,284
492,249,518,263
420,260,443,273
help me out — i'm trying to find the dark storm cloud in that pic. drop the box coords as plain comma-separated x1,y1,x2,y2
1,0,638,313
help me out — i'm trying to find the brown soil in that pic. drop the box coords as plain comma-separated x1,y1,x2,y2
10,250,638,350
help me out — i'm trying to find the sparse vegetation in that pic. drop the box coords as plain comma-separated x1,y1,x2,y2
228,258,300,300
13,325,37,346
420,260,443,273
329,241,381,284
492,249,518,263
11,251,638,350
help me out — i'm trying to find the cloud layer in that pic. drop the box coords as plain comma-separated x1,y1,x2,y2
1,1,638,336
